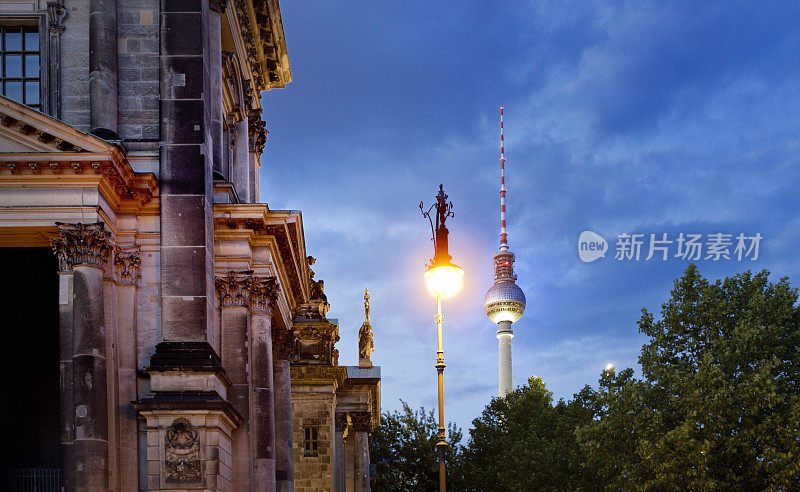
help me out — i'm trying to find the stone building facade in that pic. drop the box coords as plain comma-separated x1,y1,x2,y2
0,1,379,491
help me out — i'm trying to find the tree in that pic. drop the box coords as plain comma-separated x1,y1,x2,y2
371,401,462,491
578,265,800,490
457,377,599,491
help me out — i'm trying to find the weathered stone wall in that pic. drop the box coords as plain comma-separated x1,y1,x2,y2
60,0,91,131
292,392,336,491
117,2,160,140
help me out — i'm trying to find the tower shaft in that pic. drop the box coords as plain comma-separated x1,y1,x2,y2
498,321,513,396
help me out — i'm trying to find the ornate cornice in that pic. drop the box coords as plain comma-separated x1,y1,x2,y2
350,411,372,433
114,246,141,284
231,0,290,92
0,113,83,151
0,157,158,208
51,222,113,270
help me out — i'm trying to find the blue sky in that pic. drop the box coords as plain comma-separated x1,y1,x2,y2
259,1,800,434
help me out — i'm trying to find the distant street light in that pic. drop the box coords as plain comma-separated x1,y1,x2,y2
420,184,463,492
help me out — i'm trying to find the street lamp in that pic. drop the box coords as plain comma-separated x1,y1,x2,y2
420,184,463,492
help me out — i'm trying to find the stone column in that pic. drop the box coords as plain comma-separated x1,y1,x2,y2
89,0,118,137
351,412,372,492
273,328,296,491
334,413,347,492
250,277,278,490
51,222,113,491
208,0,226,179
216,272,252,491
113,247,141,489
233,116,251,202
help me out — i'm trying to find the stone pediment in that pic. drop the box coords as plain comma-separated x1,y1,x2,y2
0,95,112,154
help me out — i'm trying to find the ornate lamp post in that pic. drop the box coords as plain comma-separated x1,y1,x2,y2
420,184,464,492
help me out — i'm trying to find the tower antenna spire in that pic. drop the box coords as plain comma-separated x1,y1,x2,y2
500,107,508,251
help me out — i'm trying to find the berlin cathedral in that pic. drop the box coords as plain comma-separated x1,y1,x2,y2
0,1,379,490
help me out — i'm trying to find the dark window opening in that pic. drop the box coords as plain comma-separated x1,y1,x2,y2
0,26,40,110
303,426,319,457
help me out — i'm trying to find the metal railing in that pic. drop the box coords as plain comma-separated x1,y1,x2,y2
2,468,61,492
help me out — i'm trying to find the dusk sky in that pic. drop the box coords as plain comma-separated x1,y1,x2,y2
259,1,800,434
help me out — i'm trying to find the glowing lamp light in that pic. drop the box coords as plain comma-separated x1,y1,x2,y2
424,262,464,298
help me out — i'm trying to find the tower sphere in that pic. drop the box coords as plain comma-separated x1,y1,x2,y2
484,280,526,324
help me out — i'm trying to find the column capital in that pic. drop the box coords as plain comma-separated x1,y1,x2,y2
249,276,278,313
350,411,372,433
114,246,141,285
216,271,250,307
51,221,113,270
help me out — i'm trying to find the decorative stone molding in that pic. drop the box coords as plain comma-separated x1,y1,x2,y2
209,0,229,14
51,222,113,270
114,246,141,285
248,116,267,155
249,276,278,313
290,365,347,385
350,412,372,433
216,271,250,307
164,417,202,484
0,113,82,151
242,79,254,109
272,327,297,361
47,0,68,35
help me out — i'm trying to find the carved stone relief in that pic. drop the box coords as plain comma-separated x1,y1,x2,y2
164,418,202,483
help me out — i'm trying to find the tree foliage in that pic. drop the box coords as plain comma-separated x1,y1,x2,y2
578,265,800,490
458,377,598,491
371,401,462,491
373,266,800,490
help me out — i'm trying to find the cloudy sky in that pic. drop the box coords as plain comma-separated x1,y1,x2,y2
259,1,800,434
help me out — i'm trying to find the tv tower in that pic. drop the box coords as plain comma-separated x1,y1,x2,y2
484,106,526,397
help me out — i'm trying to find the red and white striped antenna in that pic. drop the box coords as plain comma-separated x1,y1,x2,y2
499,106,508,251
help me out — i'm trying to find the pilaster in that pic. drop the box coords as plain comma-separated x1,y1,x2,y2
215,272,252,492
273,328,297,491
